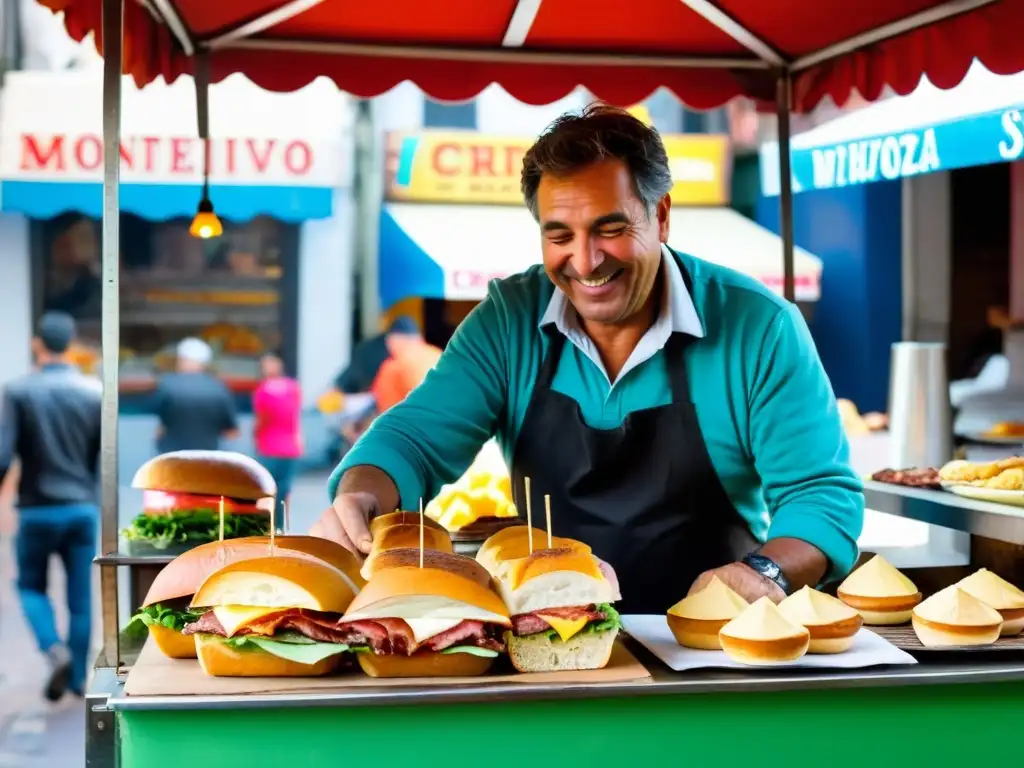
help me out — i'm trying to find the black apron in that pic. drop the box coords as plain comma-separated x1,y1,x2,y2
511,268,757,614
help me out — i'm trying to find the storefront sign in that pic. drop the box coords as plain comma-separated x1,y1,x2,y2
12,133,318,184
761,104,1024,197
386,131,731,206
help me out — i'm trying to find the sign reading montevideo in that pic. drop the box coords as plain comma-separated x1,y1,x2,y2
386,131,731,206
762,105,1024,197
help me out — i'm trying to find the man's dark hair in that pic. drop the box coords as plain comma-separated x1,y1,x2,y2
520,104,673,220
36,311,76,354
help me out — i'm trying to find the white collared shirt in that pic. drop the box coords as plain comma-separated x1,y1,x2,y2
539,245,705,386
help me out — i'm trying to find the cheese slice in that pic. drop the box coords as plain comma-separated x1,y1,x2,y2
838,555,918,598
956,568,1024,610
720,597,808,642
402,617,464,644
537,614,588,642
914,586,1003,627
778,586,858,626
212,605,285,637
667,575,749,620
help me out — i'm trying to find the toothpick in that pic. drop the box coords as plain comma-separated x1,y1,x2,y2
524,477,533,554
283,498,290,535
419,497,425,568
269,500,277,555
544,494,552,549
218,496,225,542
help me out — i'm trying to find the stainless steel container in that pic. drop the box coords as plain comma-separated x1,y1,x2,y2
888,342,952,469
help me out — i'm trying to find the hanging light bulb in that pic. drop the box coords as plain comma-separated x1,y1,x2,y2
190,195,222,239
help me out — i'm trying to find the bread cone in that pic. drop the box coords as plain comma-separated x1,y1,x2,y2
837,555,921,625
956,569,1024,637
666,576,749,650
778,586,863,654
719,597,810,665
912,586,1003,647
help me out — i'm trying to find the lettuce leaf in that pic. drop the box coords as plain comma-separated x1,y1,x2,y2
540,603,622,643
439,646,499,658
125,603,203,637
221,633,353,665
121,511,270,549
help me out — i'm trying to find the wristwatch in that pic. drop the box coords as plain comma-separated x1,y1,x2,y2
742,552,792,596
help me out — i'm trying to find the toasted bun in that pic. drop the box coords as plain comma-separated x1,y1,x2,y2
132,450,276,500
476,528,591,575
956,568,1024,612
358,651,495,678
496,549,618,615
149,625,198,659
194,633,341,677
718,633,810,665
360,524,453,580
346,552,509,622
192,555,359,613
719,597,810,665
836,591,921,625
997,610,1024,637
370,511,445,537
143,535,365,606
505,628,617,672
666,615,729,650
912,616,1002,647
778,586,862,653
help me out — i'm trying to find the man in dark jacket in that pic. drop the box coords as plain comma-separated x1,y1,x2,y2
0,312,102,700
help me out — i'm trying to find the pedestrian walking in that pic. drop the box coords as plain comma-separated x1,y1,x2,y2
253,353,302,526
0,312,102,700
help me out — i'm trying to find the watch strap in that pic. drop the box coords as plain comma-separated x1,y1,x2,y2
742,552,792,595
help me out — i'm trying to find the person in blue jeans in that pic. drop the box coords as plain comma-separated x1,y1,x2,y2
0,312,102,700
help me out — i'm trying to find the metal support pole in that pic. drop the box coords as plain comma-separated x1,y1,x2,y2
99,0,124,669
775,69,796,304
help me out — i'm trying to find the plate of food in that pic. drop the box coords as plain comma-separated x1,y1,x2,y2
938,457,1024,506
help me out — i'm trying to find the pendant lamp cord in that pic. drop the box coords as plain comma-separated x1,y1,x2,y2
194,51,211,199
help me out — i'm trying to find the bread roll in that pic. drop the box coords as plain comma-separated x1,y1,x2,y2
505,628,617,672
357,650,495,678
956,568,1024,636
837,555,921,625
912,586,1002,647
719,597,810,665
132,450,276,500
778,586,863,654
194,633,342,677
666,576,749,650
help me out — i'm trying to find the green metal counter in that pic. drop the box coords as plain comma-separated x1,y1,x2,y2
98,648,1024,768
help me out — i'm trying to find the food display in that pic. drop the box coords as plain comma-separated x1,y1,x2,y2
337,549,511,678
490,547,622,672
186,555,363,677
476,525,591,575
127,535,364,659
984,422,1024,439
837,555,922,625
911,586,1004,648
370,511,446,537
360,523,454,580
426,441,518,531
718,597,810,665
665,576,749,650
955,569,1024,637
778,586,863,654
121,451,274,552
870,467,941,489
939,457,1024,489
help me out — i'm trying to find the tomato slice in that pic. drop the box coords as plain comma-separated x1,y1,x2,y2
142,490,264,515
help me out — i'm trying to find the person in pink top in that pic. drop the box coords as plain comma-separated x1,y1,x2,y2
252,354,303,527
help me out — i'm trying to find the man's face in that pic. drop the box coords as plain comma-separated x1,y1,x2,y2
537,158,669,326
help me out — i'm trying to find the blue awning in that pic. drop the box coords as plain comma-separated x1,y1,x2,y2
761,61,1024,197
0,181,333,221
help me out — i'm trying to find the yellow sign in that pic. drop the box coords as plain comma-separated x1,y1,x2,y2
384,131,731,206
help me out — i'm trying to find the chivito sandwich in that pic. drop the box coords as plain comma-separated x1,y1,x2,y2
956,568,1024,637
476,526,592,577
369,511,446,537
719,596,810,665
666,576,749,650
494,547,622,672
837,555,922,625
337,549,511,678
360,523,454,580
778,586,863,654
122,451,275,551
912,585,1003,648
127,535,364,659
184,554,363,676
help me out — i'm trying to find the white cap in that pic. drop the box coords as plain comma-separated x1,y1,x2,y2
177,337,213,366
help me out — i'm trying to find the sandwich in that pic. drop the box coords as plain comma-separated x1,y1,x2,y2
837,555,922,625
370,511,446,537
127,535,364,659
718,597,810,665
956,568,1024,636
360,523,454,580
476,526,592,577
337,549,510,678
666,576,749,650
185,554,363,676
493,547,622,672
122,450,275,551
778,586,863,654
912,585,1003,647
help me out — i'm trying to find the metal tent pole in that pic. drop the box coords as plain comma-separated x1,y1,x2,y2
776,69,796,304
98,0,124,669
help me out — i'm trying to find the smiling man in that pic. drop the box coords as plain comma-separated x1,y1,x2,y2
314,105,864,612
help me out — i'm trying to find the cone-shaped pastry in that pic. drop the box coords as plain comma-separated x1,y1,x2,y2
837,555,921,625
666,576,750,650
956,569,1024,637
778,586,863,654
718,597,810,665
912,586,1003,647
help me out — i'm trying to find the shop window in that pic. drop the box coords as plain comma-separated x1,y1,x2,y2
423,97,477,130
34,213,299,409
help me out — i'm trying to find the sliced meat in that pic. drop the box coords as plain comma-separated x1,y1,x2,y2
510,606,606,637
182,611,227,635
374,618,416,655
422,620,506,652
182,609,386,651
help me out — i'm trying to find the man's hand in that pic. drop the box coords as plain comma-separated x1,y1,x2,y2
310,492,380,557
689,562,786,604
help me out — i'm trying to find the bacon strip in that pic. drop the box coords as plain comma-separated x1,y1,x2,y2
510,606,606,637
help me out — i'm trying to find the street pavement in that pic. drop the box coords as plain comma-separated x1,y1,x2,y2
0,470,332,768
